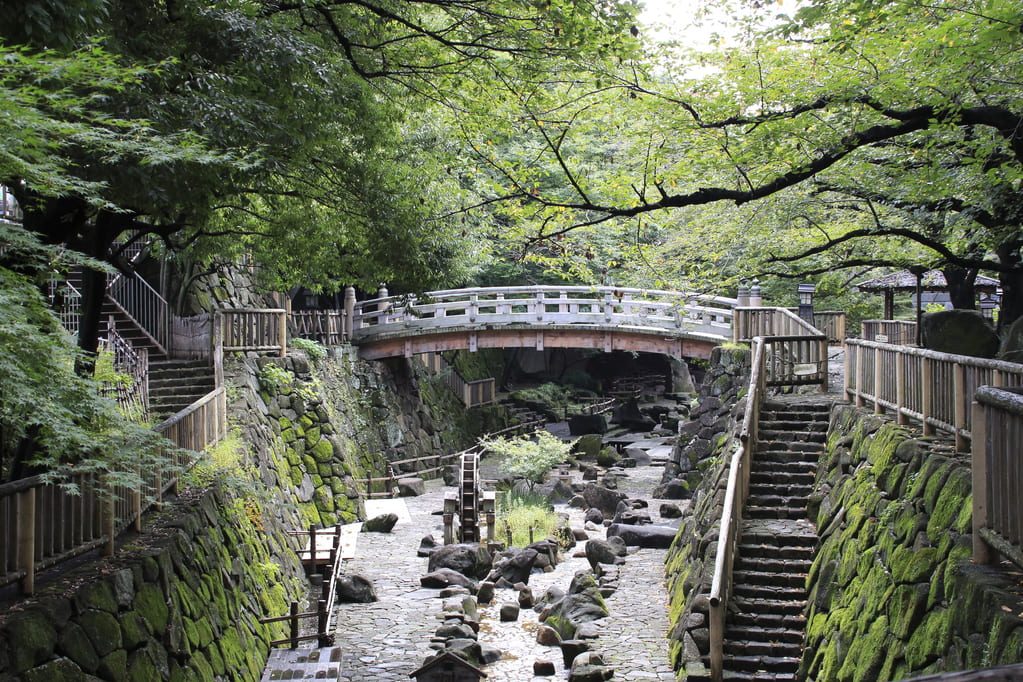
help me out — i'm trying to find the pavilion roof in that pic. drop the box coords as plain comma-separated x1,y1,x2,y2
855,269,999,293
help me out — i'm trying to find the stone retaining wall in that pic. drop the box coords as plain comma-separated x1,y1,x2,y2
661,346,752,677
803,405,1023,680
0,486,306,681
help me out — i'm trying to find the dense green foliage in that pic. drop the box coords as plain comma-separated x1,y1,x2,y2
467,0,1023,323
481,430,575,488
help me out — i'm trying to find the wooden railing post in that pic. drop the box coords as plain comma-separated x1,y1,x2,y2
289,601,299,649
16,487,35,596
873,345,884,414
103,485,115,557
921,356,934,435
279,307,288,358
895,351,908,424
954,363,968,452
819,337,828,392
972,399,994,565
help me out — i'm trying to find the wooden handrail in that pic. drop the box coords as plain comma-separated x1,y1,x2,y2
972,386,1023,570
708,337,766,682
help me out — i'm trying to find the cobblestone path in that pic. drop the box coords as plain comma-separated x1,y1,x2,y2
334,450,680,681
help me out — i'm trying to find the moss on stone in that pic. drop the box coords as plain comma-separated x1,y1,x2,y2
57,621,100,673
6,608,58,673
890,546,939,585
77,609,122,657
98,649,129,682
310,438,333,463
926,468,972,541
839,614,890,681
888,583,929,639
905,607,952,670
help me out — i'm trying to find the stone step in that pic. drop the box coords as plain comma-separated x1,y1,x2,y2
750,470,816,486
735,556,812,576
738,543,815,561
759,419,828,432
730,612,807,632
754,449,822,465
759,428,826,442
149,377,216,392
746,505,811,521
733,569,808,589
719,672,797,682
723,636,803,657
749,481,814,498
732,582,808,602
741,529,817,548
732,595,807,615
720,653,802,673
747,494,811,510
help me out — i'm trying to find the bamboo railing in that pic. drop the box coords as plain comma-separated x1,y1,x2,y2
844,339,1023,451
972,386,1023,570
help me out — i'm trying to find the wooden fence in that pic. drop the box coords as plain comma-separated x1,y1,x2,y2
221,308,287,356
732,306,821,343
972,386,1023,571
814,311,847,345
862,319,918,345
293,309,346,346
733,308,829,391
353,418,546,498
844,339,1023,451
420,352,497,408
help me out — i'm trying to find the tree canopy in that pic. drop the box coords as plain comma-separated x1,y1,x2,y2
465,0,1023,324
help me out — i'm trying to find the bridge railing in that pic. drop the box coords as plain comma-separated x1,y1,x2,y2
352,286,736,338
845,339,1023,451
972,386,1023,571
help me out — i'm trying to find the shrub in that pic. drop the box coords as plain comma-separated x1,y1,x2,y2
480,430,576,490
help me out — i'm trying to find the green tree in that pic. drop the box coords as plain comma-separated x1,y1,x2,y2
467,0,1023,324
480,430,575,490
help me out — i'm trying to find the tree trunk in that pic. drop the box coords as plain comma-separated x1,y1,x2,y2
996,241,1023,333
942,266,978,309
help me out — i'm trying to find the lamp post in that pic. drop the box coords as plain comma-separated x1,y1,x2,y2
798,283,815,325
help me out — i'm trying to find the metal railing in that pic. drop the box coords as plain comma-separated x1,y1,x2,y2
107,270,170,355
353,286,736,341
972,386,1023,571
861,319,918,345
99,318,150,422
845,339,1023,451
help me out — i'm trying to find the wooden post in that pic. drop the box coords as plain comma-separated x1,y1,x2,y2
971,400,995,564
103,476,116,557
895,352,908,424
278,306,288,357
844,343,853,401
855,343,866,408
954,363,968,452
16,488,35,596
289,601,299,649
317,599,329,647
921,356,934,436
819,338,828,392
873,345,884,414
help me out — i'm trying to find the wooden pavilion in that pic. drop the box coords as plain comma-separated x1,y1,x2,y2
855,269,999,319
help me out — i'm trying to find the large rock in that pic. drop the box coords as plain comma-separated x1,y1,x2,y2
584,539,620,569
921,309,999,358
420,568,479,591
568,651,614,681
540,572,610,639
606,523,678,548
581,484,627,516
336,573,377,603
396,477,426,496
568,414,609,435
362,513,398,533
428,543,493,580
1000,314,1023,362
489,548,539,585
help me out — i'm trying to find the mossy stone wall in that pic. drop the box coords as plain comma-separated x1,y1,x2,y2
0,487,305,681
228,348,505,528
803,404,1023,680
662,346,752,679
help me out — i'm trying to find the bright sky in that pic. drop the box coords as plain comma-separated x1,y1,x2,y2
639,0,799,48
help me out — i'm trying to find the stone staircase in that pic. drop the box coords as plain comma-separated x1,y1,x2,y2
148,359,216,418
717,397,830,681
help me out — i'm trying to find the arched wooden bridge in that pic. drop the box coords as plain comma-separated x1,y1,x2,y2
349,286,737,360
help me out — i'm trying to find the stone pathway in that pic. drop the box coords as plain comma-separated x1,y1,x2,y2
332,442,680,681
